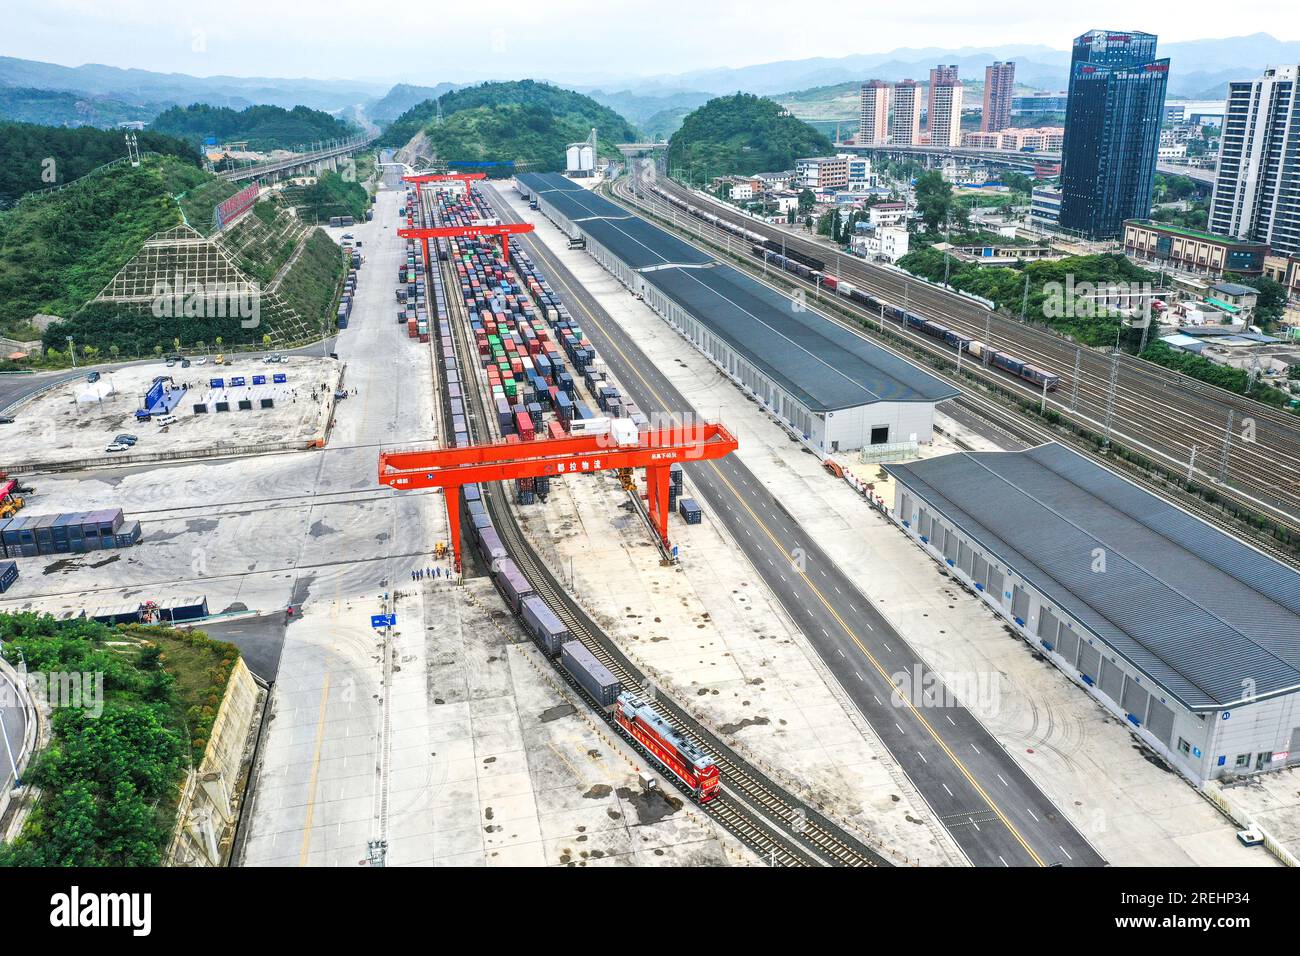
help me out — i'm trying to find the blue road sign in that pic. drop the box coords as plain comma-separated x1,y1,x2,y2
371,613,396,628
273,373,288,384
210,378,224,389
230,376,246,387
252,375,266,385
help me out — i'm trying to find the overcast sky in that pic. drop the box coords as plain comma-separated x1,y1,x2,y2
5,0,1297,84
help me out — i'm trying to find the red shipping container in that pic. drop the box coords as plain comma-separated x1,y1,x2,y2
548,421,566,440
514,411,535,441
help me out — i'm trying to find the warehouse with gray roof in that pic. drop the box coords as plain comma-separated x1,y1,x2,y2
885,442,1300,784
517,172,958,451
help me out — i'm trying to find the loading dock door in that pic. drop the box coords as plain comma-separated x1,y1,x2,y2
1121,679,1150,724
1037,607,1060,641
1099,657,1124,704
1146,699,1175,748
973,555,989,589
958,541,974,577
1076,643,1101,684
1011,584,1030,621
985,567,1004,603
1055,626,1079,666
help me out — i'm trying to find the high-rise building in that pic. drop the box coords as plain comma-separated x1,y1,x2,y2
982,61,1016,132
1209,65,1300,257
890,80,923,146
929,81,964,147
928,65,959,133
1058,30,1169,239
859,80,890,145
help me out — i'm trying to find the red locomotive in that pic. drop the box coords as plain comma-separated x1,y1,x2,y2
616,692,720,802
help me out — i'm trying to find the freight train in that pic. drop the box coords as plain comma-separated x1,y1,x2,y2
649,183,827,271
412,179,723,806
468,476,722,802
648,184,1058,393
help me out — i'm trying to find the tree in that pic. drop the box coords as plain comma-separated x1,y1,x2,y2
262,334,272,349
153,345,162,358
798,189,816,214
914,170,955,232
109,344,120,362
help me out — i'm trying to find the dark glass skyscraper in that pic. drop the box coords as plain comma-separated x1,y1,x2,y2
1058,30,1169,239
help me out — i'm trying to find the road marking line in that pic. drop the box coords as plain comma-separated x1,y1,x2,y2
298,672,332,866
997,773,1008,786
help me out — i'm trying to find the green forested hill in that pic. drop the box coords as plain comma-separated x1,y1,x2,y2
379,80,637,172
149,103,358,150
0,87,166,128
0,154,208,338
0,121,197,207
667,94,832,179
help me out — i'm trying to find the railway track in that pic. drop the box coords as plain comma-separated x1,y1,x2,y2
413,182,884,868
621,176,1300,522
604,174,1300,565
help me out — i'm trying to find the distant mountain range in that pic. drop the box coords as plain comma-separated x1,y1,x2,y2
591,32,1300,103
0,55,387,113
1,32,1296,135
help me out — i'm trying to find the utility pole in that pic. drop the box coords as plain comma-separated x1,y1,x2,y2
1019,271,1030,323
1101,349,1120,448
1219,411,1235,484
1070,347,1082,411
1187,444,1198,484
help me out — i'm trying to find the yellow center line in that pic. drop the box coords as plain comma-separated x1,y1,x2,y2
508,192,1045,867
298,672,332,866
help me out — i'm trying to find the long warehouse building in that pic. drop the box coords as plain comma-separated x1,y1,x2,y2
517,172,958,452
885,442,1300,785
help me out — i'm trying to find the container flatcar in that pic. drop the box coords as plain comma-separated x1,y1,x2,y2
478,526,507,565
560,641,620,707
495,557,534,612
521,594,568,655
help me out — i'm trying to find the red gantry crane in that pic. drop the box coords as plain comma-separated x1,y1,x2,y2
398,221,535,265
401,172,535,261
378,422,739,571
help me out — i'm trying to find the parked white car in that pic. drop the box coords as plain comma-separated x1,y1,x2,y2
156,414,178,427
104,442,129,453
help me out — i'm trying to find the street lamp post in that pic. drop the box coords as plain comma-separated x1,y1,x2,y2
66,336,76,369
